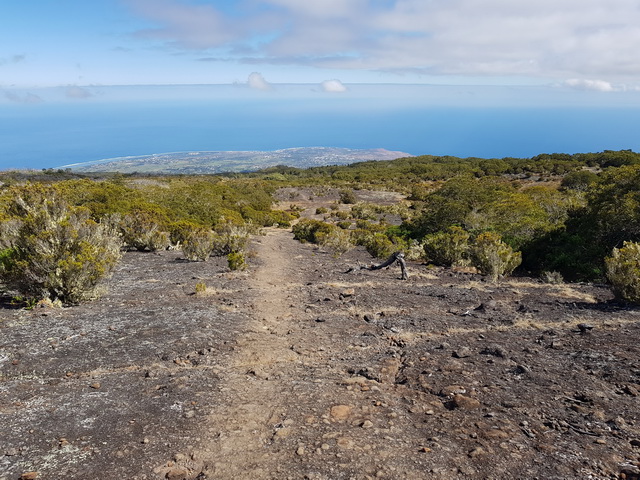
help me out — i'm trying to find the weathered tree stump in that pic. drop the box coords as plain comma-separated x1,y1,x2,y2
363,252,408,280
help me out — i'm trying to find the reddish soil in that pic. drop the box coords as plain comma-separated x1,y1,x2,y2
1,189,640,480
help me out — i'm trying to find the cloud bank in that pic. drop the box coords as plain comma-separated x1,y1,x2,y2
321,79,347,93
247,72,272,91
126,0,640,85
564,79,615,92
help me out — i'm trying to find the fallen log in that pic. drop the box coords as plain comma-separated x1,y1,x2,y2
363,252,408,280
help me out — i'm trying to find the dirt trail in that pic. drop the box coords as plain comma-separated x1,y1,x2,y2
198,228,305,478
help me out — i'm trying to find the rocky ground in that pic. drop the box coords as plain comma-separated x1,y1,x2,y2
1,189,640,480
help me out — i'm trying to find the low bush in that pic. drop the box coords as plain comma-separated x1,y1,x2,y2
118,210,170,251
605,241,640,303
0,186,122,304
227,251,247,271
211,221,251,256
339,189,357,204
423,226,470,266
292,219,334,244
470,232,522,281
181,228,216,262
316,227,353,257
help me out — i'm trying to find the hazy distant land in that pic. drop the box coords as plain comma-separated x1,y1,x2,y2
61,147,412,174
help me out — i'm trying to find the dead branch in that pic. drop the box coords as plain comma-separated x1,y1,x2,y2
363,252,408,280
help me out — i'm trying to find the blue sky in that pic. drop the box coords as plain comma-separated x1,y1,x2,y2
2,0,640,91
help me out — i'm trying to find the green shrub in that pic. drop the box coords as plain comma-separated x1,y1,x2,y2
227,251,247,271
361,232,395,259
316,227,353,257
169,219,207,245
470,232,522,281
605,241,640,303
0,187,122,304
211,221,250,256
292,219,334,244
540,270,564,284
119,210,170,251
181,228,216,262
423,226,470,266
195,281,207,294
316,207,329,215
339,189,357,204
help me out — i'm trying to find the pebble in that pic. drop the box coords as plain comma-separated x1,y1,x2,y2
440,385,466,396
19,473,38,480
330,405,352,421
451,394,481,410
453,347,472,358
361,420,374,429
296,446,305,456
336,437,355,449
90,382,101,389
165,467,188,480
469,446,486,458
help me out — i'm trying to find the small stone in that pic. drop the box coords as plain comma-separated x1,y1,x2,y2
142,437,150,444
336,437,355,449
296,446,305,456
453,347,472,358
330,405,352,421
440,385,466,397
274,427,292,438
183,410,196,419
19,473,38,480
577,323,594,333
340,288,355,298
469,446,486,458
165,467,189,480
361,420,374,429
90,382,101,389
5,447,19,456
451,394,481,410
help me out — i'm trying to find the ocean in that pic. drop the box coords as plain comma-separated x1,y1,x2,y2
1,84,639,170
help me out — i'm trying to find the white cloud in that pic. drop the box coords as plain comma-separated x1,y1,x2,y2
564,79,615,92
321,79,347,93
248,72,272,91
126,0,640,83
128,0,242,49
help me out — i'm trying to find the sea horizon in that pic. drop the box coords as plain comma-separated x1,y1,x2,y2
2,84,640,171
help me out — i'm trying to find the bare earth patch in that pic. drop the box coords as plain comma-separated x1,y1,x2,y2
2,209,640,479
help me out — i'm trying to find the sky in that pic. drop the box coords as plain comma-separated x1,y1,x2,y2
2,0,640,90
1,1,640,169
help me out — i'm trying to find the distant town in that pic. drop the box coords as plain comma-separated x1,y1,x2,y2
61,147,412,174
